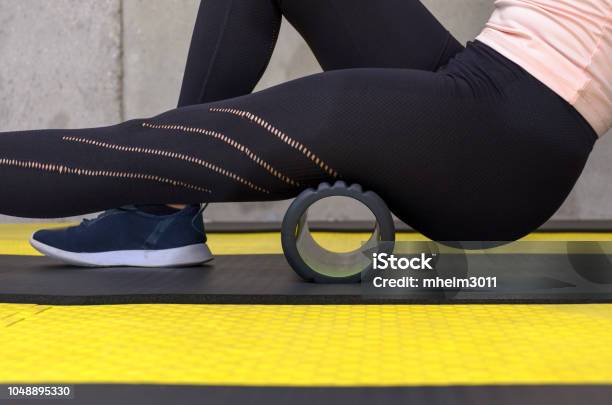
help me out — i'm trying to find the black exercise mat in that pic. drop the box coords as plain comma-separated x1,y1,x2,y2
1,254,611,305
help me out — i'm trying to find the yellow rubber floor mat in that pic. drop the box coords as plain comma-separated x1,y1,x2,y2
2,223,612,256
1,303,611,386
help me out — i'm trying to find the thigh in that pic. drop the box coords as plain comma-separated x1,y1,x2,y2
280,0,464,71
190,63,592,242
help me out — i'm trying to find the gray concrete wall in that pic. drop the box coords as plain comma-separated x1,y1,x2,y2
0,0,610,224
0,0,122,132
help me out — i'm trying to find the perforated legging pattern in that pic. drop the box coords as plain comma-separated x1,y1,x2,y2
140,122,299,186
0,157,211,194
209,107,339,178
0,0,597,241
61,136,270,194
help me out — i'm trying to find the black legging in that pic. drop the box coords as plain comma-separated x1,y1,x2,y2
0,0,597,242
177,0,462,106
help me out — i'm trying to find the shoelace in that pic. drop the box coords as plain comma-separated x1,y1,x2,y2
80,204,208,236
81,206,136,227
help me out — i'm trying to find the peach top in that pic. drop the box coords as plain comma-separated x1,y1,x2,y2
477,0,611,136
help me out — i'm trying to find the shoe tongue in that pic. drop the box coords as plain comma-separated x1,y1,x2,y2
135,204,181,216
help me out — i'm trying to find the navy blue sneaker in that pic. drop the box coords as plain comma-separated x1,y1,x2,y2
30,205,213,267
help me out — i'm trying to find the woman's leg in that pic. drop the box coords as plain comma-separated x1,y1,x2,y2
279,0,464,71
157,0,282,213
178,0,463,99
0,43,595,241
177,0,282,106
15,0,459,219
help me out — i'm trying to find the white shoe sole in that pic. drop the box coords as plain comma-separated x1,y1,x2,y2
29,237,214,268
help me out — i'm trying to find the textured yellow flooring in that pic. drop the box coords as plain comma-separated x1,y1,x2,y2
1,304,611,386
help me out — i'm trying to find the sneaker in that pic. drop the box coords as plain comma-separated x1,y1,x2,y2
30,205,213,267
